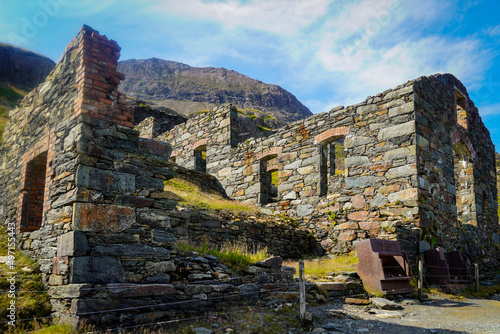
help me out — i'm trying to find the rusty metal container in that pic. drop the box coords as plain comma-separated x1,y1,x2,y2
424,248,470,288
355,239,413,295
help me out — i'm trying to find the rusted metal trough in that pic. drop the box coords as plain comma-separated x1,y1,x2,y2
355,239,413,295
424,248,470,288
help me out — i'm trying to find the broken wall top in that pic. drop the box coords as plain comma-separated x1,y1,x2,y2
0,25,131,153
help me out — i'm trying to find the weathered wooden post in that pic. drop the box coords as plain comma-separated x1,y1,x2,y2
418,256,424,303
474,263,479,292
299,260,306,321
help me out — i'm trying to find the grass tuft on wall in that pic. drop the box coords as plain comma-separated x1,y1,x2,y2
177,240,269,270
164,178,256,213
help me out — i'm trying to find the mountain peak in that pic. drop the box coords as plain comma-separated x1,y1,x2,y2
117,58,312,125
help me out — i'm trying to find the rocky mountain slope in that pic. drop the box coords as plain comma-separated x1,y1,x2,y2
0,43,55,142
0,43,55,88
117,58,312,125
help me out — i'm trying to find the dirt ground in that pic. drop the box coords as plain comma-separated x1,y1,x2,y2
310,295,500,334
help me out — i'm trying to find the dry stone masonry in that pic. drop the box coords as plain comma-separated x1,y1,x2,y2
158,73,499,267
0,25,498,328
0,26,317,327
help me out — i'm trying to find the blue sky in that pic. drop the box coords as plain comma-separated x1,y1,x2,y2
1,0,499,151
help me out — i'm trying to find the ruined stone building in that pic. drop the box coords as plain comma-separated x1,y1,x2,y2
0,26,498,326
155,72,499,265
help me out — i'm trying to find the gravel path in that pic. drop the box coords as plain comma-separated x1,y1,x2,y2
309,296,500,334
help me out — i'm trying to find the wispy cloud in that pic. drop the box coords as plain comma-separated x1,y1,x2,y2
260,0,493,109
478,103,500,117
485,25,500,37
121,0,496,114
57,1,122,17
10,0,493,115
147,0,331,34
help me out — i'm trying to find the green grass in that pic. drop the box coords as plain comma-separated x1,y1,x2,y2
31,324,75,334
262,115,276,121
0,227,52,333
271,170,278,187
195,109,210,114
0,105,8,144
177,240,269,270
163,178,256,213
284,254,359,280
462,283,500,299
244,108,263,114
257,125,272,132
0,83,27,144
0,84,24,104
497,195,500,220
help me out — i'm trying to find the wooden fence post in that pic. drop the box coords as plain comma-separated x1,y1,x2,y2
299,260,305,322
474,263,479,292
418,256,423,303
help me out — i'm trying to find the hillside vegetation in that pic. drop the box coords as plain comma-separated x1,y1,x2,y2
0,43,55,142
0,83,25,143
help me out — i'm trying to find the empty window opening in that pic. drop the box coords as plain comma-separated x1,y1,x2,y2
456,90,468,129
482,191,488,222
319,138,345,196
453,141,476,224
194,145,207,173
271,170,278,191
20,151,48,232
259,156,279,205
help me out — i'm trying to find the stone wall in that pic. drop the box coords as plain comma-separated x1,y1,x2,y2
413,74,499,268
158,106,238,172
162,83,421,256
162,76,499,268
168,209,322,258
0,26,326,327
132,101,187,139
1,24,498,329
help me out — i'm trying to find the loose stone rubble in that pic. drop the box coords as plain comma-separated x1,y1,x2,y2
0,25,498,327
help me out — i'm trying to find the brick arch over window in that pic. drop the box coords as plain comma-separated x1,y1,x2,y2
256,147,282,205
314,127,350,197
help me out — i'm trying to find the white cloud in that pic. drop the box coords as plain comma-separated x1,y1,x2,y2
53,0,494,115
478,103,500,117
147,0,332,34
280,0,493,108
485,25,500,37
